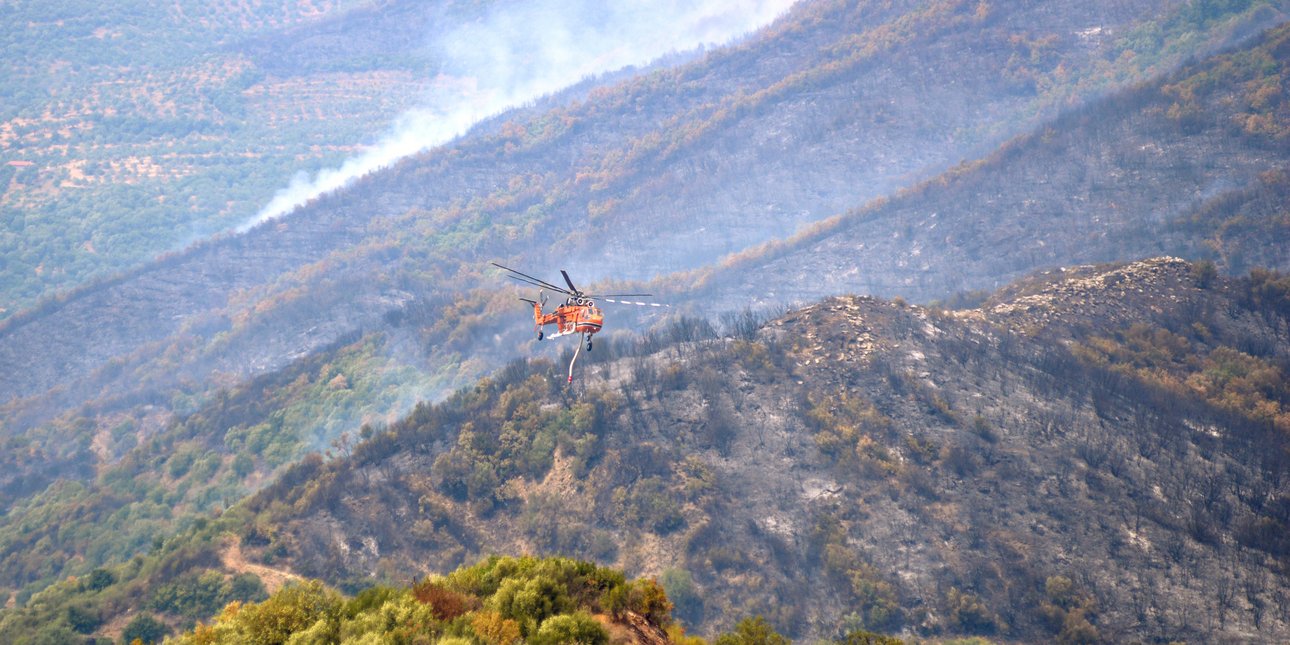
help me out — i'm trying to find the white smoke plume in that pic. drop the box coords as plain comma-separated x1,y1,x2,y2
238,0,797,232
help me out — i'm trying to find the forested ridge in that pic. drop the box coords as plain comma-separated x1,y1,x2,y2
5,258,1286,643
1,0,1279,507
5,0,1277,420
4,1,1290,643
205,259,1290,643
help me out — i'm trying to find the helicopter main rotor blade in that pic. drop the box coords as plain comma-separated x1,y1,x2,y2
560,270,579,295
505,274,573,295
603,298,670,308
503,273,553,289
491,262,569,293
493,263,660,304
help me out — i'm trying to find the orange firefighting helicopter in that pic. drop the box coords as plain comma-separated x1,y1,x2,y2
491,262,666,382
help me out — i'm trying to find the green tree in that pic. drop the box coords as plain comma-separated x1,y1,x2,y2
946,587,1000,635
628,578,673,626
26,624,79,645
85,567,116,591
492,575,572,635
167,447,198,478
150,569,228,619
229,572,268,603
530,611,609,645
1057,608,1100,645
212,580,342,644
66,603,101,634
715,615,790,645
839,628,904,644
121,612,170,644
1191,259,1218,288
472,610,522,645
232,453,255,477
659,568,703,625
338,593,440,642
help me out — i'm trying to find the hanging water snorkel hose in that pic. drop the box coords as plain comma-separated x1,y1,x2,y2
567,333,584,383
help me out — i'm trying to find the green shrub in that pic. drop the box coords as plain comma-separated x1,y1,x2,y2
85,567,116,591
715,615,790,645
66,603,101,634
660,568,703,626
229,572,268,604
122,613,170,644
491,575,572,635
212,580,342,644
530,611,609,645
150,569,229,619
167,448,198,478
945,587,1000,635
839,629,905,644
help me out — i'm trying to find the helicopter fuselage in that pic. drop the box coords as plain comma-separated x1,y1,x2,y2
533,300,603,338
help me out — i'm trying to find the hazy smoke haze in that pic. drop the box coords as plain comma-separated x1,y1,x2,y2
239,0,797,232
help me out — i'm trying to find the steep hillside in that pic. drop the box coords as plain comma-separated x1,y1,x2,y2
5,553,682,645
2,0,1287,612
19,258,1284,643
166,556,679,645
701,16,1290,307
227,258,1290,643
2,0,1275,436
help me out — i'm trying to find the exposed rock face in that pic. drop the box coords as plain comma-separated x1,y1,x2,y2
604,611,672,645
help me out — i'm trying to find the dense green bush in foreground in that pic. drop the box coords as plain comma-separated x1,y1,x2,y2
169,555,911,645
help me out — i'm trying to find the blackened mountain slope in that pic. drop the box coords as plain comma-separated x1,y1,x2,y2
216,258,1289,643
700,19,1290,308
1,0,1273,445
0,0,1285,606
